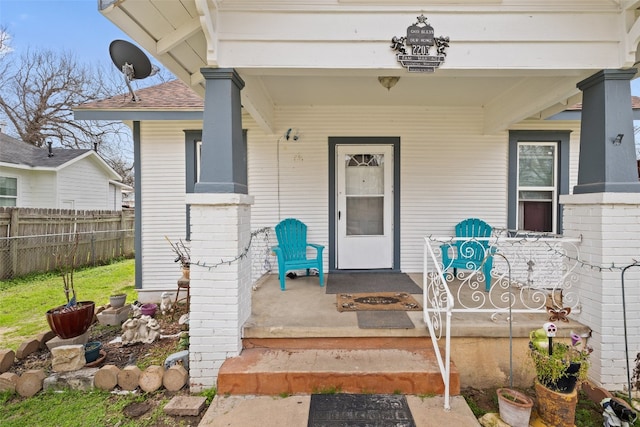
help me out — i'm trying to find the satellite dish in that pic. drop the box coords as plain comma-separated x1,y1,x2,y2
109,40,159,101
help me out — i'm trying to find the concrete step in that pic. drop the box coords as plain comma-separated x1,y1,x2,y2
217,347,459,396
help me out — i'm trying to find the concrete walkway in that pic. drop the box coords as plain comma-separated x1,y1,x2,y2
198,394,481,426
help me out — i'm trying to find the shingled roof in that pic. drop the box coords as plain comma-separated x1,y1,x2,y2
0,133,94,168
76,79,203,110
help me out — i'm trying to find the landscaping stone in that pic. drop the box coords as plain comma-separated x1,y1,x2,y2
97,304,131,326
0,372,18,392
163,395,207,416
35,331,56,350
118,365,141,391
94,365,120,390
16,369,46,397
0,349,15,373
16,338,40,359
46,330,90,350
139,365,164,392
51,344,85,372
478,412,510,427
163,365,188,391
43,368,98,392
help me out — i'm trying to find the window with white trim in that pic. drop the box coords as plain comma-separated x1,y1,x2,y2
517,143,557,232
0,177,17,207
508,130,570,235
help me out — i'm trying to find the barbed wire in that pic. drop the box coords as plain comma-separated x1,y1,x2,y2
191,227,273,271
427,229,640,273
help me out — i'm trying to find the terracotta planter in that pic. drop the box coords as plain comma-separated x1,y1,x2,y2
534,380,578,427
496,388,533,427
46,301,95,339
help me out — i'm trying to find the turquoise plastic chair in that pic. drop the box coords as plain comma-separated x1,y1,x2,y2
272,218,325,291
440,218,494,291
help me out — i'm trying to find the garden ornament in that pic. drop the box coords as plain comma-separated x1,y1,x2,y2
543,322,557,356
160,291,173,315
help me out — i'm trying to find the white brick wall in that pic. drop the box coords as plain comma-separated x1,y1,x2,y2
560,192,640,391
185,193,255,392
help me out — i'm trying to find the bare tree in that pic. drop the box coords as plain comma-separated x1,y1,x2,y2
0,46,169,187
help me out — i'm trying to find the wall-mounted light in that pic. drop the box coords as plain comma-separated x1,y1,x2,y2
611,134,624,145
378,76,400,91
285,128,299,141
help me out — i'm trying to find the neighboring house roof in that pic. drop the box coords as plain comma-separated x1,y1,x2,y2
0,132,122,180
566,96,640,111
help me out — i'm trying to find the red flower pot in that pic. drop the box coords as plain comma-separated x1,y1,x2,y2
46,301,95,339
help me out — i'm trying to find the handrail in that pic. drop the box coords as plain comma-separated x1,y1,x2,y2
423,237,454,411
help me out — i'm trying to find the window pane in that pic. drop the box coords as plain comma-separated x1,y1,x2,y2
0,198,16,207
518,145,554,187
0,177,17,197
346,197,383,235
519,190,553,201
519,201,553,232
345,154,384,195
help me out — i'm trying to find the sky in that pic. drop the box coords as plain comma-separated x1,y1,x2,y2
0,0,144,70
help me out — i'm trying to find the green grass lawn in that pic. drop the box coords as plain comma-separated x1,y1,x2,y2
0,259,136,351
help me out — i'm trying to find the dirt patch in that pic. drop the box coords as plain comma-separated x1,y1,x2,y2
461,386,606,427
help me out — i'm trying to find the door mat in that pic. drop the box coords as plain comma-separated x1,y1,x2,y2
307,393,416,427
356,310,415,329
326,273,422,294
337,292,422,312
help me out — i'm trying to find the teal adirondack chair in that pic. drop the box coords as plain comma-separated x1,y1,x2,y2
440,218,494,291
272,218,325,291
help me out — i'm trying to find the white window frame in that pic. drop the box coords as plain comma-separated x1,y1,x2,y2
516,142,558,233
0,176,18,207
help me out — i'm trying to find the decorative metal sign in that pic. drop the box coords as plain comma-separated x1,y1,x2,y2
390,14,449,73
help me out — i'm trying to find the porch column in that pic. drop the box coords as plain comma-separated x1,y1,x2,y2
560,194,640,391
563,69,640,392
574,69,640,194
195,68,247,194
187,67,253,392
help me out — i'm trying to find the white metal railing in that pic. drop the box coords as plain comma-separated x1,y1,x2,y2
422,232,582,410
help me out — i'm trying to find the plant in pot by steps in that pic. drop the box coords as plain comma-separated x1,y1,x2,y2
529,323,592,427
45,233,95,340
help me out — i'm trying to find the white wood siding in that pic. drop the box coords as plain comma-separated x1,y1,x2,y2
138,110,581,290
138,121,200,291
56,157,111,210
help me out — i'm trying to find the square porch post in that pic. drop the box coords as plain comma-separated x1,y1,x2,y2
562,68,640,392
187,68,254,392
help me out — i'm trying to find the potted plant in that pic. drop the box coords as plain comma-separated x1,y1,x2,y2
165,236,191,279
109,293,127,308
45,234,95,339
529,325,592,427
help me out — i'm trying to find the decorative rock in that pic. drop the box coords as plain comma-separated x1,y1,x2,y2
46,330,90,351
164,350,189,370
16,338,40,359
16,369,46,397
163,365,188,391
97,305,131,326
478,413,510,427
94,365,120,390
0,372,19,392
51,344,85,372
0,349,15,373
118,365,142,391
43,368,98,392
163,396,207,416
139,365,164,392
35,331,56,350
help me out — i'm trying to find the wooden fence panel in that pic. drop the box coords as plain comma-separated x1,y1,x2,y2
0,208,134,279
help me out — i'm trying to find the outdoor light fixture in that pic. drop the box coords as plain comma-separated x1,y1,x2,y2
611,134,624,145
378,76,400,91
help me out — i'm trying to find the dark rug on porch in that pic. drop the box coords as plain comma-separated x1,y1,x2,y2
325,272,422,294
356,310,415,329
307,394,416,427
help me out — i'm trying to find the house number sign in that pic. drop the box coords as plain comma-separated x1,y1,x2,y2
390,14,449,72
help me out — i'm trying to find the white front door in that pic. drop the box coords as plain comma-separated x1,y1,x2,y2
336,145,394,269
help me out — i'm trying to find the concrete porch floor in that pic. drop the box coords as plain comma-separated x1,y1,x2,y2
243,272,590,389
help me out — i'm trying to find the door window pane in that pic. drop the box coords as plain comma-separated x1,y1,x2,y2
347,197,383,235
344,153,385,235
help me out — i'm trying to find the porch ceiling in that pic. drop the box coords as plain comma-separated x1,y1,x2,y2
99,0,634,134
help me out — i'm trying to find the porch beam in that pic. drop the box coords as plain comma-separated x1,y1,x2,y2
157,17,202,55
482,76,582,134
195,0,219,66
530,93,583,121
240,76,276,134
